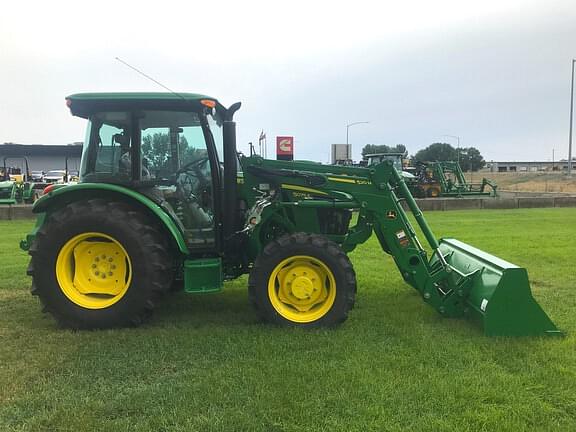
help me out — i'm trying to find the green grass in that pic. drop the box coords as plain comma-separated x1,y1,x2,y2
1,209,575,431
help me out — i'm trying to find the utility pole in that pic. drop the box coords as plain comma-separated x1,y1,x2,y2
569,59,575,177
346,121,369,161
443,135,461,165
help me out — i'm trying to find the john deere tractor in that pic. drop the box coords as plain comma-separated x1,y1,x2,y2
21,93,559,336
413,161,498,198
0,157,39,205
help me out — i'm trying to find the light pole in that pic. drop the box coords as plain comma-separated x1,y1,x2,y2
460,149,470,181
568,59,575,177
443,134,461,165
346,121,369,161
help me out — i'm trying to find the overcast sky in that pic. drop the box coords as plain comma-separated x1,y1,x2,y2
1,0,575,162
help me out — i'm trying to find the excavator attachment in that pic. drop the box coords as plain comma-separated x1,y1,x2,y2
434,239,561,336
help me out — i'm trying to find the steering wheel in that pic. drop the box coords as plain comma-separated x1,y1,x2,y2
176,157,209,175
175,157,210,202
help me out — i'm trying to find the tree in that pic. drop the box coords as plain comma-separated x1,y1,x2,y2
142,132,200,175
413,143,458,163
142,132,170,170
459,147,485,172
413,142,485,171
362,144,406,157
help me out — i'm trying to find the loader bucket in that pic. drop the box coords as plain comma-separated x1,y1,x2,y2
437,239,561,337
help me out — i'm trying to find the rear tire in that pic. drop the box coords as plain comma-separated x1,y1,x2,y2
248,233,356,327
27,199,173,329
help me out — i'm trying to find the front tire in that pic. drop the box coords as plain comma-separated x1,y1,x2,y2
27,199,173,329
249,233,356,327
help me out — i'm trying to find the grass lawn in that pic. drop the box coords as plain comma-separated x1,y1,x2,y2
0,208,575,431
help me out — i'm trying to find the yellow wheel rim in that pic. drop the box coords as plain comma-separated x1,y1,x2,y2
56,232,132,309
268,255,336,323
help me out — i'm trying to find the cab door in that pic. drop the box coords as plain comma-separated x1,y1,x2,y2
138,110,221,251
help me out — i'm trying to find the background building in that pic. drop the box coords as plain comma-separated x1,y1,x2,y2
0,143,82,174
487,160,573,172
331,144,351,164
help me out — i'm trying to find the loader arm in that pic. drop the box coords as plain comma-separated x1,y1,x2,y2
240,156,560,336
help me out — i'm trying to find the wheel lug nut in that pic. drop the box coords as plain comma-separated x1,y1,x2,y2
101,255,106,259
95,257,100,262
108,258,113,262
111,265,116,270
101,274,106,279
95,271,99,275
108,272,113,276
92,264,97,268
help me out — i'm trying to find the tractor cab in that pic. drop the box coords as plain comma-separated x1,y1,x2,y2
66,93,238,251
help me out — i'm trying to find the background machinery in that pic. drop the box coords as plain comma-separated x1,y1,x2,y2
21,93,558,336
362,154,497,198
0,157,40,204
413,161,498,198
363,152,409,172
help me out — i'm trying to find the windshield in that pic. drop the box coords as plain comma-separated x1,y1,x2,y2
140,111,206,179
80,109,223,182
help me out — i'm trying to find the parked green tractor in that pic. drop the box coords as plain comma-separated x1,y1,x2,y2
413,161,498,198
21,93,559,336
363,152,408,171
0,157,39,204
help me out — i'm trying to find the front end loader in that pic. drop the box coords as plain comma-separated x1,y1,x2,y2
21,92,559,336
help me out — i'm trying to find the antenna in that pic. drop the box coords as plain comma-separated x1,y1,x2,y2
115,57,186,100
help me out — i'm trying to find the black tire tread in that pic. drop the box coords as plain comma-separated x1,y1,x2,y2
27,198,173,329
248,232,356,327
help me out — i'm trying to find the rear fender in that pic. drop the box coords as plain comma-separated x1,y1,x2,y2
31,183,189,255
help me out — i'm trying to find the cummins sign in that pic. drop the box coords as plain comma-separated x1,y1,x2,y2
276,136,294,161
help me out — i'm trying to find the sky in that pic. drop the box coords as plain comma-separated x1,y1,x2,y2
1,0,575,163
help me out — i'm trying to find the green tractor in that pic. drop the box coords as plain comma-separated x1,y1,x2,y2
21,92,559,336
413,161,498,198
363,152,419,185
0,157,40,205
